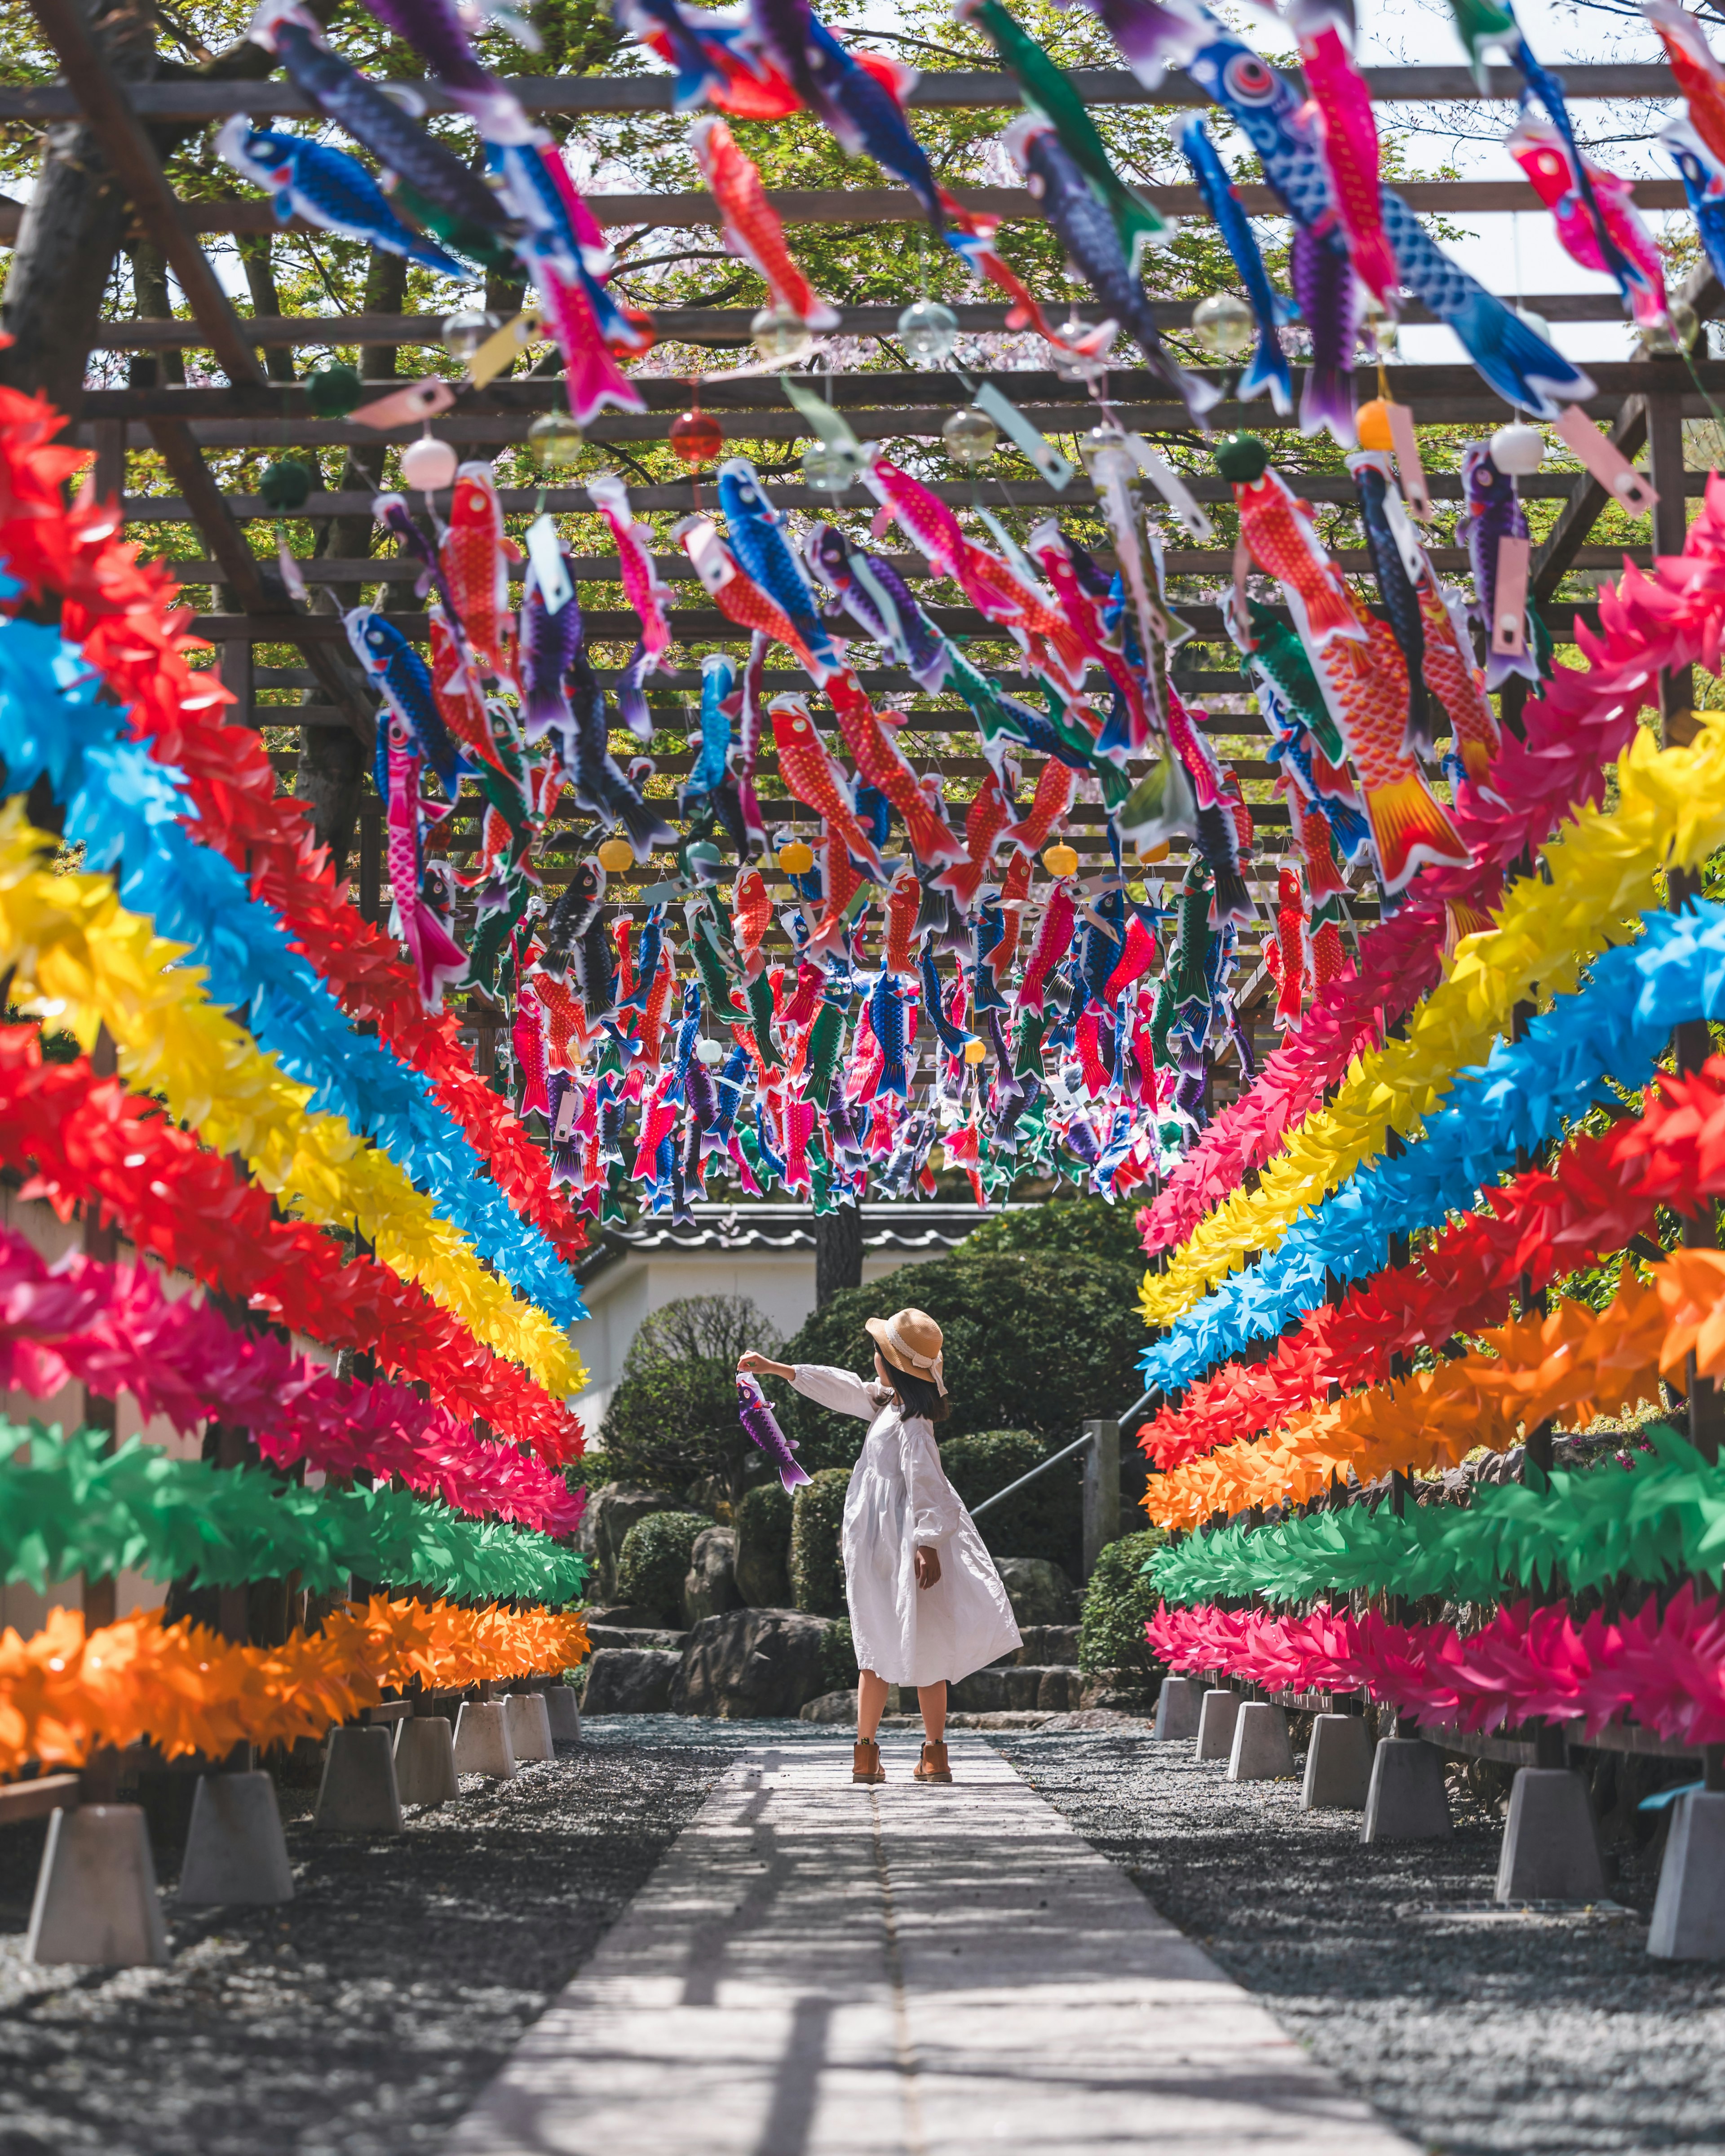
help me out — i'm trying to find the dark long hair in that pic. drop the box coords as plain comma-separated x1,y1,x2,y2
884,1361,951,1425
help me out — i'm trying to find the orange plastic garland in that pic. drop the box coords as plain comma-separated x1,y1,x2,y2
0,1596,590,1776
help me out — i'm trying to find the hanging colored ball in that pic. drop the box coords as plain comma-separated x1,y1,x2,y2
670,408,723,467
596,835,634,872
1355,398,1394,453
802,437,862,492
441,307,497,363
686,838,723,868
694,1036,725,1067
1212,432,1269,485
942,405,998,469
751,306,814,367
1043,842,1080,879
400,435,458,492
305,362,363,418
898,297,960,367
1514,305,1552,344
778,838,815,874
526,411,584,470
1489,421,1546,476
1079,422,1131,478
1190,292,1255,361
258,457,314,512
1361,295,1399,362
1136,839,1170,865
962,1037,989,1065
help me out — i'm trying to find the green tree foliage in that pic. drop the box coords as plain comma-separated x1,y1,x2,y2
614,1508,710,1622
939,1429,1081,1574
778,1250,1146,1472
600,1294,785,1507
962,1196,1147,1268
789,1466,850,1616
1078,1528,1166,1683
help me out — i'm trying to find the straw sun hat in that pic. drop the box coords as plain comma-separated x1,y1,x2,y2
864,1308,947,1395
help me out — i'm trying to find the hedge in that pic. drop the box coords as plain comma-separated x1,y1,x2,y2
789,1468,850,1617
615,1510,711,1625
734,1482,794,1607
1078,1529,1168,1683
940,1428,1082,1577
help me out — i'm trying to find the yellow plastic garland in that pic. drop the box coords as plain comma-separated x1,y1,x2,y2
1144,1246,1725,1530
1141,713,1725,1329
0,809,584,1399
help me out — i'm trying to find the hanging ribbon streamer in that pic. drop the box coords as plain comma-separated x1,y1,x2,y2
0,1596,591,1778
0,1027,582,1462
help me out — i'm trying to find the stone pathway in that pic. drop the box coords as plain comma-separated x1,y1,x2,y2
447,1733,1412,2155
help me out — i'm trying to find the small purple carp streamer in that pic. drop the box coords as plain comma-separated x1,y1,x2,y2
738,1373,812,1493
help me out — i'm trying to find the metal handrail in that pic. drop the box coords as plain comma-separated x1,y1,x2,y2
969,1429,1095,1518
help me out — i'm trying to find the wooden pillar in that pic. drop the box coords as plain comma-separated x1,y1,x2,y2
358,801,382,924
90,417,125,510
1648,391,1695,743
80,1026,119,1634
219,635,253,731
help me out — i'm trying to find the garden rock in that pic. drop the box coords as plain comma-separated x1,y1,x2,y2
588,1485,682,1603
671,1608,834,1719
996,1556,1077,1626
582,1648,680,1715
683,1526,740,1626
799,1688,858,1723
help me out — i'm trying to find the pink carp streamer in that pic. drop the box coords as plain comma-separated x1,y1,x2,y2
1148,1590,1725,1750
0,1228,580,1536
1140,475,1725,1256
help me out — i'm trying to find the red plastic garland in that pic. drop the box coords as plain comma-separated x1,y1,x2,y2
0,1029,582,1463
0,383,586,1270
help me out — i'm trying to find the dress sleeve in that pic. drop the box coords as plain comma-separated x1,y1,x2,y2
900,1417,962,1546
789,1363,883,1421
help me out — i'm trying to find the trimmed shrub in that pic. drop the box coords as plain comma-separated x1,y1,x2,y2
789,1467,850,1617
1078,1529,1168,1683
819,1614,859,1694
734,1482,794,1607
961,1194,1146,1267
780,1251,1144,1474
600,1295,786,1507
940,1428,1082,1577
615,1510,710,1625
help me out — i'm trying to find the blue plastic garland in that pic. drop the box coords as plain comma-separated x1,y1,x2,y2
0,615,587,1331
1139,898,1725,1392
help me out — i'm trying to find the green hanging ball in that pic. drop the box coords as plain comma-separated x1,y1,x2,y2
305,362,363,418
1212,432,1269,485
259,458,314,513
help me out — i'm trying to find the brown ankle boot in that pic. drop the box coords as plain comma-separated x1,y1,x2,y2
853,1737,885,1784
913,1739,952,1783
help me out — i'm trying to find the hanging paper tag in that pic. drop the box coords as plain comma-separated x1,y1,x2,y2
1121,433,1213,540
274,528,308,603
352,378,456,430
968,381,1074,490
972,500,1048,595
469,308,543,391
552,1083,580,1144
1551,404,1659,517
525,512,573,615
675,516,736,595
1384,402,1433,519
1380,484,1428,585
1491,535,1531,659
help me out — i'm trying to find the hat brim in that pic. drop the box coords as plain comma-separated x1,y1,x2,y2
863,1315,907,1371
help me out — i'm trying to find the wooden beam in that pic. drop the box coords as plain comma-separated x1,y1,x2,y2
148,416,374,743
24,0,266,392
0,1773,82,1824
0,61,1675,124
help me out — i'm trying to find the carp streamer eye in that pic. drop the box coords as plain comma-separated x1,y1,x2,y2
1225,53,1275,102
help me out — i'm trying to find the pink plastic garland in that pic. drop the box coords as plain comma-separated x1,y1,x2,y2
0,1227,582,1536
1137,482,1725,1255
1147,1590,1725,1749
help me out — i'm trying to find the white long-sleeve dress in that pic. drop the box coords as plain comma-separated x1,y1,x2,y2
789,1363,1021,1688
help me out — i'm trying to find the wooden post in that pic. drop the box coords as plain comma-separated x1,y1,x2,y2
1648,389,1695,745
90,416,124,509
219,635,252,730
1081,1418,1120,1579
80,1025,119,1635
358,801,382,924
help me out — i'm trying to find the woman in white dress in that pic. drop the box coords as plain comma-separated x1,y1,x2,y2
738,1306,1020,1784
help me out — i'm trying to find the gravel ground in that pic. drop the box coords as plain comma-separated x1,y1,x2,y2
0,1722,778,2156
989,1726,1725,2156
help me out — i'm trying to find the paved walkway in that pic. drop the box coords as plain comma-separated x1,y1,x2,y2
447,1733,1411,2156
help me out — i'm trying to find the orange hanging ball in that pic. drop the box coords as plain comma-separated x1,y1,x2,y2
596,836,634,873
963,1037,989,1065
670,409,723,467
1043,842,1079,879
1356,398,1395,454
777,838,815,875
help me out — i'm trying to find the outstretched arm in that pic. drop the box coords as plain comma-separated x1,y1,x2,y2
738,1351,795,1382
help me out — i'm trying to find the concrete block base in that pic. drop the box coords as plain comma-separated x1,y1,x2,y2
178,1772,293,1904
1360,1737,1452,1843
544,1687,581,1742
1495,1767,1605,1903
1152,1676,1203,1741
505,1691,554,1763
1195,1688,1241,1762
1649,1790,1725,1959
453,1700,517,1780
1302,1715,1373,1811
27,1806,168,1966
314,1726,404,1834
394,1716,459,1808
1227,1702,1295,1781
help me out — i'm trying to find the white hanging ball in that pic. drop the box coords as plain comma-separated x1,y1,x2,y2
1489,421,1546,477
694,1036,725,1067
401,435,458,493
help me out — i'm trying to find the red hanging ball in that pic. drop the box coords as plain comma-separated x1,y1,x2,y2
670,408,723,467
